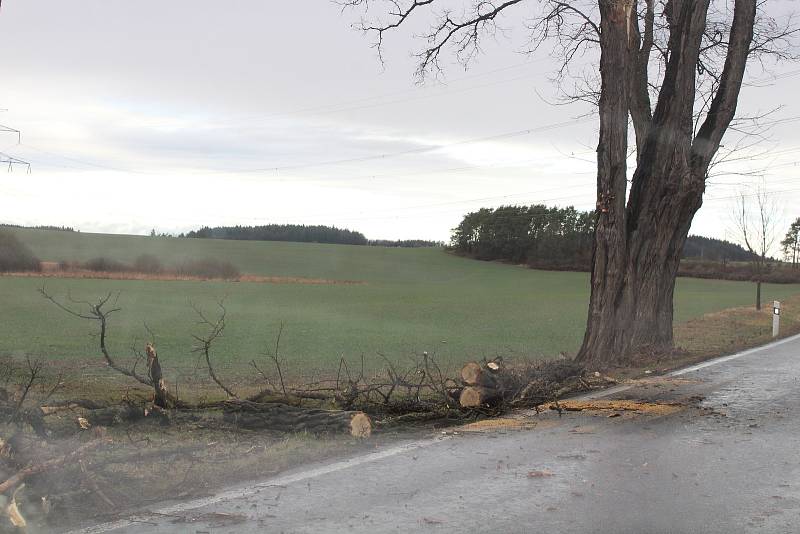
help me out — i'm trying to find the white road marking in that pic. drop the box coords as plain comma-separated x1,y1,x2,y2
68,436,451,533
670,332,800,376
554,332,800,403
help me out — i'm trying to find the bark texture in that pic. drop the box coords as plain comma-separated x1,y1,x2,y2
577,0,757,366
222,401,373,438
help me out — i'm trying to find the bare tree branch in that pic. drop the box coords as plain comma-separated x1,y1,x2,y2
39,287,152,387
190,299,237,398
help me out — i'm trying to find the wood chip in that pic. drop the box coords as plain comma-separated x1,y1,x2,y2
527,469,555,478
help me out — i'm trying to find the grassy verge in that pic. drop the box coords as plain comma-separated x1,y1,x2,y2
597,294,800,381
675,294,800,358
4,227,800,377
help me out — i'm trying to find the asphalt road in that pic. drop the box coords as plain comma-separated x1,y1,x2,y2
76,334,800,534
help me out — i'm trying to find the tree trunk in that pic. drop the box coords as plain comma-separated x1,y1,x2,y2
222,401,372,438
576,0,755,367
146,343,169,409
756,281,762,311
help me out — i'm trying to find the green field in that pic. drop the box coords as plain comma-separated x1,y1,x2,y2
2,227,799,381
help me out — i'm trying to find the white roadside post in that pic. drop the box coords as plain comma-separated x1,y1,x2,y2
773,301,781,338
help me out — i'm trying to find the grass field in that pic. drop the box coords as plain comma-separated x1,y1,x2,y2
2,227,799,382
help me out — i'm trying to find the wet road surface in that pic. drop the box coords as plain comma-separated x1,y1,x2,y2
76,334,800,533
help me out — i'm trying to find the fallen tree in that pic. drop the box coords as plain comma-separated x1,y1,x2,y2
32,287,625,437
222,400,372,438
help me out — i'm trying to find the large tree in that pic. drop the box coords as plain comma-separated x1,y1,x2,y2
342,0,796,365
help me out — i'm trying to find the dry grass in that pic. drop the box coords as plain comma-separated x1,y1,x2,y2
2,263,364,285
675,293,800,359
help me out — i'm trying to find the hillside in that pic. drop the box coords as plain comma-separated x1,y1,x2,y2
2,227,799,378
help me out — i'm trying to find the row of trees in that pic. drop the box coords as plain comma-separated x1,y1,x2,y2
184,224,369,246
451,205,595,269
0,224,75,232
182,224,443,248
450,205,756,269
682,235,755,263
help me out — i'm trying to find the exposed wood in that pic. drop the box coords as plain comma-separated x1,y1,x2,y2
146,343,169,408
460,362,482,385
460,362,497,387
459,386,500,408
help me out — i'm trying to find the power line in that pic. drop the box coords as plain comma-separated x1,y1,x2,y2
0,152,31,173
0,124,21,144
206,59,550,127
22,144,152,175
208,117,595,175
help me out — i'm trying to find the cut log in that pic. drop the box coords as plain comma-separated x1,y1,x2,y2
223,402,372,438
460,362,482,385
459,386,501,408
460,362,497,388
349,413,372,438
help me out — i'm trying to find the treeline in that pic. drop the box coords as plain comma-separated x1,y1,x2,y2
681,235,755,262
183,224,368,245
450,205,759,271
368,239,443,248
0,223,75,232
182,224,441,248
450,205,595,269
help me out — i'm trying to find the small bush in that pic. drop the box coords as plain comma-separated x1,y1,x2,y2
175,258,240,280
133,254,163,274
0,230,42,272
82,257,130,273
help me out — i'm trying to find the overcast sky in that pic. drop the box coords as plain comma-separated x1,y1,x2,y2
0,1,798,243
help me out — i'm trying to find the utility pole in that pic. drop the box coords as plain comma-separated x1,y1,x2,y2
0,111,31,172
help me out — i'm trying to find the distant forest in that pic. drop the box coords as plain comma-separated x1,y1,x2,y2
0,223,75,232
450,205,755,270
184,225,369,245
682,235,755,262
182,224,441,248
